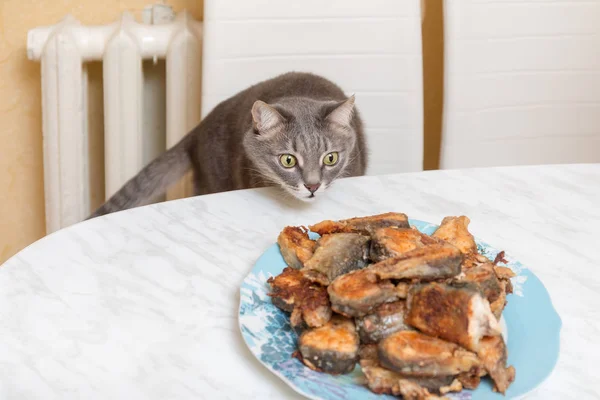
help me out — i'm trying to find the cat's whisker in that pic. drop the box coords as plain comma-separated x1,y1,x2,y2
245,167,282,187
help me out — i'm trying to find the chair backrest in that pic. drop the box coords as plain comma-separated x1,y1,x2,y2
201,0,424,175
441,0,600,169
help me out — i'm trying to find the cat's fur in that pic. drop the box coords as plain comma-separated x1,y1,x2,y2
89,72,368,218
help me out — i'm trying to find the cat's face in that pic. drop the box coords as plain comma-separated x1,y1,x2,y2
243,96,358,201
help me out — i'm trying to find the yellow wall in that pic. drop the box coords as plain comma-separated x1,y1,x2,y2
0,0,203,263
421,0,444,171
0,0,443,264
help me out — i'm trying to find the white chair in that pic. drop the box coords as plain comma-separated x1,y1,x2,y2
201,0,424,175
441,0,600,169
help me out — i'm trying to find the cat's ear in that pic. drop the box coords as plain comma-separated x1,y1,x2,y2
251,100,285,136
325,95,355,128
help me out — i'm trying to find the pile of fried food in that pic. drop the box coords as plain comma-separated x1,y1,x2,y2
267,212,517,400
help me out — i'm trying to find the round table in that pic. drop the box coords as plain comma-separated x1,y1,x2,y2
1,164,599,399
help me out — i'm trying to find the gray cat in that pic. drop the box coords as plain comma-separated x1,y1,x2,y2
89,72,368,218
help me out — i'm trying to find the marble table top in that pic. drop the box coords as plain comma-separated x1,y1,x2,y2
1,164,599,399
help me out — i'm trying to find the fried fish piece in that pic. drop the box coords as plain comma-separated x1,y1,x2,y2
327,269,398,317
267,267,331,329
488,265,515,319
370,227,437,262
406,282,501,352
359,343,459,397
309,212,410,236
370,242,463,281
490,281,508,320
362,366,456,399
438,379,464,395
277,226,316,269
358,343,380,367
356,301,413,344
492,266,517,310
494,265,516,281
298,315,360,374
493,250,508,266
303,233,369,285
395,282,411,299
461,252,494,270
396,379,450,400
477,336,516,394
378,331,481,377
361,340,482,392
456,370,483,390
461,262,502,304
268,267,306,312
432,216,477,255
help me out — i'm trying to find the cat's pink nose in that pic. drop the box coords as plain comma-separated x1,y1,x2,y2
304,183,321,194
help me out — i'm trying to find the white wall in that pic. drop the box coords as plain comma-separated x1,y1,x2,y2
441,0,600,169
201,0,424,175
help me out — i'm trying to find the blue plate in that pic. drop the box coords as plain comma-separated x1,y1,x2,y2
239,219,561,399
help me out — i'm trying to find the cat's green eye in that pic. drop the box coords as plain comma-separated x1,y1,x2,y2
280,154,297,168
323,152,339,166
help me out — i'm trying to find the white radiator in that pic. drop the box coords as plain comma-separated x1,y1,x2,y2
27,5,202,234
